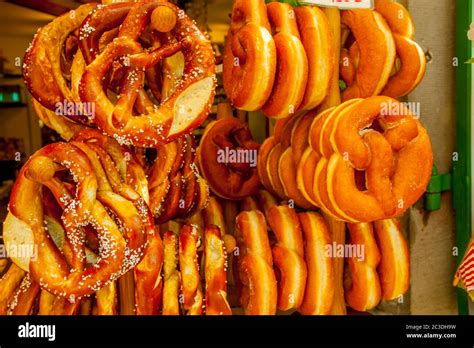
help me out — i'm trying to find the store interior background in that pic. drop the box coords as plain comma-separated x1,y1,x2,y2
0,0,468,315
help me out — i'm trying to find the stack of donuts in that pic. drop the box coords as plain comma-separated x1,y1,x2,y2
223,0,426,119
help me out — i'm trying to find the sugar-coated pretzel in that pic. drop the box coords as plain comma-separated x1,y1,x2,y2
6,139,152,299
78,1,216,147
262,2,308,119
373,219,410,301
340,10,396,101
204,225,232,315
298,212,334,315
134,231,163,315
23,3,97,122
198,118,260,200
235,210,277,315
295,6,333,111
162,231,180,315
179,225,203,315
93,281,118,315
223,0,276,111
267,206,307,311
345,223,382,312
256,190,278,222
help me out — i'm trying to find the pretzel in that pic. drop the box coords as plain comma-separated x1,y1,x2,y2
261,2,308,119
179,225,203,315
327,96,433,222
93,281,118,315
240,196,259,212
340,10,395,101
345,223,382,312
297,212,334,315
373,219,410,301
375,0,426,98
9,275,40,315
295,6,333,111
198,118,260,200
278,147,315,210
267,206,307,311
5,138,152,299
454,240,474,300
256,190,278,222
162,231,180,315
204,225,232,315
203,196,228,235
39,290,79,315
235,210,277,315
23,3,97,123
296,148,321,207
134,231,163,315
78,1,216,147
277,111,318,209
0,264,32,315
265,143,287,200
223,0,276,111
71,129,150,203
257,136,278,196
318,7,341,111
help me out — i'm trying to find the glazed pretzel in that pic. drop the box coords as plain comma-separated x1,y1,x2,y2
262,2,308,119
297,212,334,315
197,118,260,200
78,1,216,147
6,138,152,299
179,225,203,315
148,134,209,223
375,0,426,98
373,219,410,301
235,210,277,315
23,3,97,123
310,96,432,222
345,223,382,312
162,231,180,315
267,205,307,311
0,264,39,315
223,0,276,111
340,9,396,101
295,6,333,111
204,225,232,315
